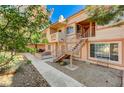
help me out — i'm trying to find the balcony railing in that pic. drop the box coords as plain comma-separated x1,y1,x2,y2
50,32,65,42
51,33,57,41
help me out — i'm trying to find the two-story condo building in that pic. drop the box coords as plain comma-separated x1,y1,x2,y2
42,9,124,70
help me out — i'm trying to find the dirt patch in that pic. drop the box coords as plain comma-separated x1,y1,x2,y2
0,62,50,87
11,62,50,87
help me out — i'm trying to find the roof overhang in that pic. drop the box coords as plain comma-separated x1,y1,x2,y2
50,21,66,29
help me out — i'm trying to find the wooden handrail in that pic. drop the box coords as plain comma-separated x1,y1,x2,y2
76,29,89,38
55,30,89,61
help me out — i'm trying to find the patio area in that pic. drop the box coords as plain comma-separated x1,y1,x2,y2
46,60,123,87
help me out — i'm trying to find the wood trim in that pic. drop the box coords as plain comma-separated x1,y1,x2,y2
96,26,114,31
88,40,123,66
96,24,124,31
67,21,77,26
90,38,124,42
67,10,86,20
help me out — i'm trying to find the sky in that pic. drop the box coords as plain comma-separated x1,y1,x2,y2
47,5,86,23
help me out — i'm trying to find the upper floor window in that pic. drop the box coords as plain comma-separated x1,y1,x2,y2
66,26,74,34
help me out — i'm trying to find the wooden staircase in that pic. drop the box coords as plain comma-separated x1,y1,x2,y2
54,38,87,62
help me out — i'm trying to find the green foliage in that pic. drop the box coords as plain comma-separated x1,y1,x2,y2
0,5,50,66
87,5,124,25
0,52,13,64
41,32,49,44
26,48,36,53
26,60,32,64
42,39,49,44
0,55,9,64
16,47,36,53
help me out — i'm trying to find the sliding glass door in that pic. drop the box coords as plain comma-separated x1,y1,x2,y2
90,43,119,62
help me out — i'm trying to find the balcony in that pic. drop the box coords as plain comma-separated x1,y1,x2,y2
76,21,96,39
50,32,65,42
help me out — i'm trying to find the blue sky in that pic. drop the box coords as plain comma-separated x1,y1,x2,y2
47,5,86,23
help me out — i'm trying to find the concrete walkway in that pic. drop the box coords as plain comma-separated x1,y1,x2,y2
24,53,85,87
122,71,124,87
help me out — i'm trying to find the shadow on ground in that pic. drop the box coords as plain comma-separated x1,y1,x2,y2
47,60,122,87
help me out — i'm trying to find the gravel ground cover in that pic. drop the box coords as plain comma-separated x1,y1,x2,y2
11,62,50,87
0,55,50,87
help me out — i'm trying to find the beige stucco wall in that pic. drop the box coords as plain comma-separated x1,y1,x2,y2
42,10,124,69
88,25,124,41
44,27,66,43
122,39,124,66
81,42,88,60
56,27,66,41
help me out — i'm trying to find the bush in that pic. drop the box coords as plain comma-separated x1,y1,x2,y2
0,54,12,73
17,47,37,53
0,55,10,64
26,60,32,64
26,48,36,53
59,61,68,66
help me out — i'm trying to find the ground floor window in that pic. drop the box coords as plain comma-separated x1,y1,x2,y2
90,43,119,62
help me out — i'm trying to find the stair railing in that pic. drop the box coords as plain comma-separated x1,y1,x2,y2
55,30,88,61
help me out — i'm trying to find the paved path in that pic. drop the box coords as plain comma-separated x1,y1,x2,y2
122,71,124,87
24,53,85,87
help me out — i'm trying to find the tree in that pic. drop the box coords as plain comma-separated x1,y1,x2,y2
86,5,124,25
0,5,50,67
31,32,41,50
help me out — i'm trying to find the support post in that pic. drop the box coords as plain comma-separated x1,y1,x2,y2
57,42,60,57
89,22,92,37
70,52,73,68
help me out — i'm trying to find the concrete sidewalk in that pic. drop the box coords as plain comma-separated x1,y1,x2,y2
24,53,85,87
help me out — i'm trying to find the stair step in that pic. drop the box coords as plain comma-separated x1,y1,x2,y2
54,38,88,63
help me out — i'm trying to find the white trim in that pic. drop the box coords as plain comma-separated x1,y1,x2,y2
88,41,122,65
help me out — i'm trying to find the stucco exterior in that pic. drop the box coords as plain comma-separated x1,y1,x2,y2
42,9,124,70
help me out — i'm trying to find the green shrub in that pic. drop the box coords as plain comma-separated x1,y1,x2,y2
0,55,10,64
26,48,36,53
26,60,32,64
59,61,68,66
16,47,36,53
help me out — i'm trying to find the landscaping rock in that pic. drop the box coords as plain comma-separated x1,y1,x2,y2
11,62,50,87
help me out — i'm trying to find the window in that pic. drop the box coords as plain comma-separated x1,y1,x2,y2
110,43,118,61
95,44,110,60
90,44,95,57
90,43,119,62
66,26,74,34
